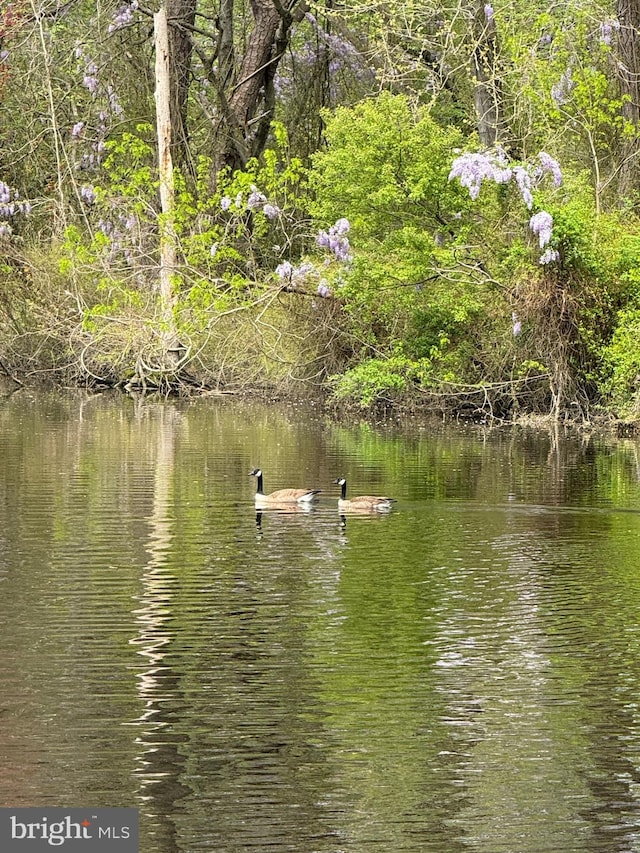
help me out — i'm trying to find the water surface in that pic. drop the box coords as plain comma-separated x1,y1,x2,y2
1,392,640,852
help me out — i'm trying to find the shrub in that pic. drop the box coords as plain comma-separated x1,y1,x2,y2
309,92,486,390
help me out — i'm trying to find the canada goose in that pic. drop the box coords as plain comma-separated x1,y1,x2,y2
249,469,321,506
333,477,396,512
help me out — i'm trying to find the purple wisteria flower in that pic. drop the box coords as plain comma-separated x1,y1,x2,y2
75,47,124,126
247,186,267,211
513,166,533,209
273,217,352,294
220,196,232,211
83,74,98,94
0,180,31,221
276,261,293,280
80,185,96,204
512,312,522,336
317,218,352,262
77,152,98,171
262,203,280,220
275,260,318,289
92,209,145,264
241,186,281,218
292,262,315,286
210,243,218,258
278,10,373,99
108,1,138,33
450,149,563,216
599,19,619,46
537,152,563,187
107,85,123,117
551,68,574,106
83,60,99,95
71,121,85,140
539,247,560,265
484,4,494,21
448,150,512,200
97,219,113,236
529,211,553,248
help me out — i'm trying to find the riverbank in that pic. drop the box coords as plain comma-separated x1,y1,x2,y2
2,366,635,439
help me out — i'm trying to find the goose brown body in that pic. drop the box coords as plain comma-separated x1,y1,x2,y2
333,478,396,512
250,469,321,505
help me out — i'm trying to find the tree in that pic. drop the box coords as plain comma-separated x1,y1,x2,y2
167,0,198,171
469,1,510,150
155,7,184,373
616,0,640,201
197,0,308,174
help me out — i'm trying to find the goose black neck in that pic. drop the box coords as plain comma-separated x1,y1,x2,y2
255,472,264,495
340,480,347,500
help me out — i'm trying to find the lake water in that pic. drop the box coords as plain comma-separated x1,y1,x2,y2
2,391,640,852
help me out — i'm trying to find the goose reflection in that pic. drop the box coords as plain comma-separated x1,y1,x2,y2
338,510,394,533
255,504,318,536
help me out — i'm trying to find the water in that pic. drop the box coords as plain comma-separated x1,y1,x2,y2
2,391,640,852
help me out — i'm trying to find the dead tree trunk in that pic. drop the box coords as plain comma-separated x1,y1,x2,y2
154,7,183,372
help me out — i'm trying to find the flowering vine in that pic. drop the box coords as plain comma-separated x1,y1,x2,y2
0,179,31,239
316,217,352,263
71,44,126,217
449,147,562,264
219,186,281,220
274,218,354,299
108,2,139,33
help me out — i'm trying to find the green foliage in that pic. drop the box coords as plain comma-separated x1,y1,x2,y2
599,229,640,411
547,185,606,278
516,359,548,378
331,331,472,407
601,308,640,412
311,92,469,235
489,171,640,413
65,124,309,295
100,127,156,204
331,356,411,407
500,4,629,199
6,0,640,416
309,92,486,384
54,122,323,385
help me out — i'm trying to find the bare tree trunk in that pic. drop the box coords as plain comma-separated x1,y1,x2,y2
154,7,182,370
616,0,640,202
470,1,502,149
